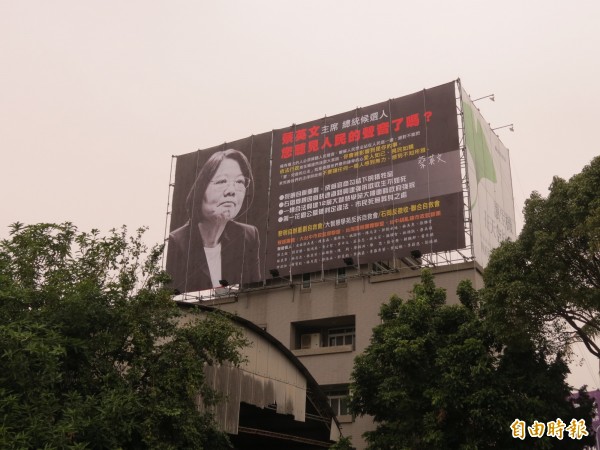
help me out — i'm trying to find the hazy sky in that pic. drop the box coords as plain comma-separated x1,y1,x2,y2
2,1,599,387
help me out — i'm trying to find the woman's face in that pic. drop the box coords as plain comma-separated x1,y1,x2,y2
202,158,247,221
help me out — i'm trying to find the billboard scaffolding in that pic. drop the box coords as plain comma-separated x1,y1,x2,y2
164,80,514,297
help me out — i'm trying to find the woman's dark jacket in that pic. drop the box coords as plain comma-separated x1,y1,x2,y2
166,220,260,293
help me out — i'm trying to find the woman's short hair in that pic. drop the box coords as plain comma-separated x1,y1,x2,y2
185,149,254,220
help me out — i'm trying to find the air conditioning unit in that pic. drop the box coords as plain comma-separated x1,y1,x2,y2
300,333,321,349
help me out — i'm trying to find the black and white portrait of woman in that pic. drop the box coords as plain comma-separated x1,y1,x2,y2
167,149,260,293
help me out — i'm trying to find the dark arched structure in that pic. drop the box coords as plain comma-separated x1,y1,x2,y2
178,302,344,449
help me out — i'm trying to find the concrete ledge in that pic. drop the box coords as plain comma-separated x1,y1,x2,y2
369,260,480,283
291,345,354,357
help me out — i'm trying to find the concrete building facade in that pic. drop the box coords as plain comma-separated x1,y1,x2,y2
196,261,484,449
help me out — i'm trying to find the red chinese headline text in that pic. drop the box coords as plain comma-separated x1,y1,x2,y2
280,111,432,160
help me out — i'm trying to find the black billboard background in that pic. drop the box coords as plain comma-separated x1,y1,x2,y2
266,81,464,275
168,81,465,292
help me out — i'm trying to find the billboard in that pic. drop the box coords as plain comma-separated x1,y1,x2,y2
167,134,272,293
461,86,517,267
167,81,465,293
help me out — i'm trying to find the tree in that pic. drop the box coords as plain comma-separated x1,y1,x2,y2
329,436,354,450
483,156,600,358
0,223,246,449
349,270,595,450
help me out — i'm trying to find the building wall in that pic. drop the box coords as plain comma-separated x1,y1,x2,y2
209,261,483,449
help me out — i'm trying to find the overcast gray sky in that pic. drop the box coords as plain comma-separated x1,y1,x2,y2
2,0,599,388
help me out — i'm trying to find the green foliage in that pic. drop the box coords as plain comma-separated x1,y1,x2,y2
329,435,354,450
350,270,595,450
0,223,246,449
484,156,600,357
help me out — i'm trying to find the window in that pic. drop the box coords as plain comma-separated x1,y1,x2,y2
327,389,350,416
328,326,355,348
336,267,346,284
292,316,355,352
302,272,311,289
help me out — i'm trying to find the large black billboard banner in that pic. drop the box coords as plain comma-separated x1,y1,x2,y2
267,81,463,275
167,82,464,292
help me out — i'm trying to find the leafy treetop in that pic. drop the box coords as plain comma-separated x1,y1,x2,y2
483,155,600,358
0,223,246,449
350,270,595,450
